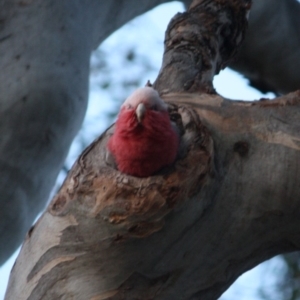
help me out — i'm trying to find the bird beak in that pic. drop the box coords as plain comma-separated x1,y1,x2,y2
136,103,146,123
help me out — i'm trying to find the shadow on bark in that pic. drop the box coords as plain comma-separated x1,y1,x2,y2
5,0,300,299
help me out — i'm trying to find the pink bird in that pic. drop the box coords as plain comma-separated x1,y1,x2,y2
107,87,179,177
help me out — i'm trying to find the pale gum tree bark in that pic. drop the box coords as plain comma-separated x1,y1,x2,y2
0,0,192,265
1,0,300,267
6,0,300,299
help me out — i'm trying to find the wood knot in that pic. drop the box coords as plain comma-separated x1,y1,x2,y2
49,195,68,215
233,141,249,157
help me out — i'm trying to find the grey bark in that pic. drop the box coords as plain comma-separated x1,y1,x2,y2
7,1,300,299
229,0,300,94
0,0,299,274
0,0,191,266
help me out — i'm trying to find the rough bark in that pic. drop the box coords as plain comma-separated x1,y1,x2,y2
229,0,300,94
6,91,300,299
0,0,191,265
1,0,300,267
5,100,214,299
154,0,251,94
6,0,300,299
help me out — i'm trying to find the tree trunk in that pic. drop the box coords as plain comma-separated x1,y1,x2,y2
6,0,300,299
1,0,300,267
0,0,191,266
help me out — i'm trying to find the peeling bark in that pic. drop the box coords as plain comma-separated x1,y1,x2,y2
154,0,251,94
1,0,300,266
6,90,300,299
0,0,191,265
4,0,300,299
6,102,214,299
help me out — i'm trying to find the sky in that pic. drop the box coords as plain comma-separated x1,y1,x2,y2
0,2,279,299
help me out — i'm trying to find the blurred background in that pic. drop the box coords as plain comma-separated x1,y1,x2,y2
1,2,299,299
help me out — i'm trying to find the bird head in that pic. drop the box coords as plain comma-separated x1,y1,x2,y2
121,87,168,124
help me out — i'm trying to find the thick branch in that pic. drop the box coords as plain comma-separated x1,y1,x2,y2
154,0,251,94
229,0,300,94
5,91,300,300
0,0,191,265
5,104,214,299
5,0,300,299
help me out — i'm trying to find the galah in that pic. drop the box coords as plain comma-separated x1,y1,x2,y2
107,87,179,177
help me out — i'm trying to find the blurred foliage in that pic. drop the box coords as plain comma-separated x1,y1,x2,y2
58,2,179,176
57,37,158,182
90,46,157,121
259,253,300,300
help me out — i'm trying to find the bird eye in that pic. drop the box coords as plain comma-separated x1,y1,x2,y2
151,105,158,111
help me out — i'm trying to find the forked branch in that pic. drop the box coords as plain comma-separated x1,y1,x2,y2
5,1,300,299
